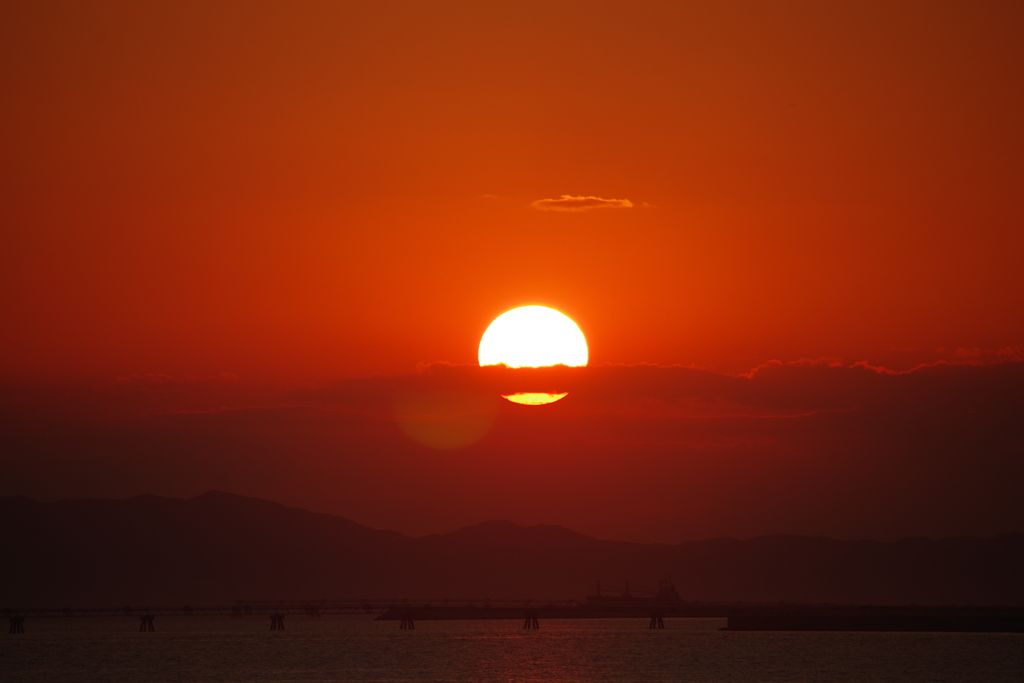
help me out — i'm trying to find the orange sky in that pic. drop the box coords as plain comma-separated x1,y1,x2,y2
2,2,1023,543
2,0,1022,382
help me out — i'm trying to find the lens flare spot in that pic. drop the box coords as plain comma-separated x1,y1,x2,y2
393,391,496,449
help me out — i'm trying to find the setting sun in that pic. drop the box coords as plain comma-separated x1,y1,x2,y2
478,305,587,405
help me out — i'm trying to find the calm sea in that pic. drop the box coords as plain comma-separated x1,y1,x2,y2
4,616,1023,682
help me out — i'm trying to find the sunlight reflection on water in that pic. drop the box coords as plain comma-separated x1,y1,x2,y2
4,616,1023,683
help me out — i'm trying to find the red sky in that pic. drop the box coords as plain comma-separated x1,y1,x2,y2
2,1,1022,543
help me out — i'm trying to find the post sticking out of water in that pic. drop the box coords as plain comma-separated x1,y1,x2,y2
270,614,285,630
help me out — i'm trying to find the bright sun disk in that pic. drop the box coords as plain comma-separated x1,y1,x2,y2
478,305,587,405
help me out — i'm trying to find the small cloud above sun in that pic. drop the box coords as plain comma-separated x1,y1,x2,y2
531,195,635,212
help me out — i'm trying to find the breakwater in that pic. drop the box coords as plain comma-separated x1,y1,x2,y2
8,600,1024,633
375,603,1024,632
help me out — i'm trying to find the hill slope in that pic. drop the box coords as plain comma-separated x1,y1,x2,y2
1,492,1021,607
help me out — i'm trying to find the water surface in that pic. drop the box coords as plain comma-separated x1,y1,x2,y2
5,616,1022,682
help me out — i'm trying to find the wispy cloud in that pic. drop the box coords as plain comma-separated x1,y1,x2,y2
530,195,634,212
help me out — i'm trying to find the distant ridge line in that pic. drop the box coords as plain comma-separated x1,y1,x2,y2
3,492,1023,608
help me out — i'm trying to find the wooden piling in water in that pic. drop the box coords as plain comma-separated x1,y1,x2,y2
399,611,415,629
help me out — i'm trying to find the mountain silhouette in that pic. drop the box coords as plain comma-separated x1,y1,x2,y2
2,492,1022,608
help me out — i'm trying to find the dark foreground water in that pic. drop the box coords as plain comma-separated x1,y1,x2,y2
4,616,1023,682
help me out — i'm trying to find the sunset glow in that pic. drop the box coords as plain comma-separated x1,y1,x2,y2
3,3,1024,639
